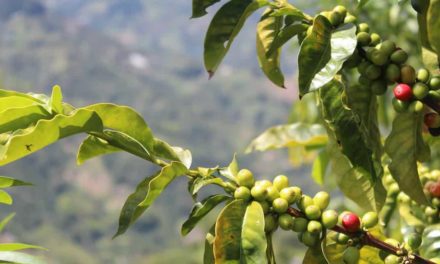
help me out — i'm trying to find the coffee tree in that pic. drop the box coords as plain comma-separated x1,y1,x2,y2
0,0,439,263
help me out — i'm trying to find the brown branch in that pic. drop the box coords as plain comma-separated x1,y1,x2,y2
286,207,435,264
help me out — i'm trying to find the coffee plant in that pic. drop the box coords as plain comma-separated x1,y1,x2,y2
0,0,439,263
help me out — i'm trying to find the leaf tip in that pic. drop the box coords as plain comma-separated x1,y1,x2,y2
208,71,215,79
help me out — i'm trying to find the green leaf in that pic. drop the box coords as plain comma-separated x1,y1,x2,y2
0,109,103,166
0,190,12,205
114,162,187,237
85,103,154,153
256,9,284,88
311,150,329,185
0,177,32,188
0,105,52,134
0,251,46,264
420,224,440,259
219,154,239,183
0,244,46,251
385,112,430,205
241,201,267,264
268,1,308,20
76,135,120,165
204,0,268,75
398,203,424,227
213,199,247,263
204,224,216,264
48,85,63,114
417,0,440,70
303,246,327,264
246,123,327,153
358,0,370,8
152,138,192,168
0,90,45,108
181,194,230,236
267,23,308,57
0,213,15,233
299,21,357,96
192,0,222,18
191,177,224,195
427,0,440,58
266,233,276,264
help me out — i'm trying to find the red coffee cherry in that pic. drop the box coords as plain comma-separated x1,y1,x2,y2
342,212,361,232
429,182,440,198
393,84,413,101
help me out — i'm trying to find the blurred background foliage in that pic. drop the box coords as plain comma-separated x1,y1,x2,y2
0,0,420,263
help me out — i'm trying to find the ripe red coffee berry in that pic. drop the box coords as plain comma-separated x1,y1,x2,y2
393,84,413,101
429,182,440,198
342,213,361,232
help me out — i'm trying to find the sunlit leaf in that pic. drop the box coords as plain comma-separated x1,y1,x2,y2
214,199,247,263
0,213,15,233
152,138,192,168
256,9,284,88
114,162,187,237
0,106,52,134
219,154,239,183
385,112,430,205
0,243,46,251
311,150,329,185
420,224,440,259
76,135,120,165
0,251,46,264
241,202,267,264
192,0,222,18
267,23,308,57
48,85,63,114
204,0,268,75
181,194,230,236
191,177,224,195
0,177,32,188
0,190,12,205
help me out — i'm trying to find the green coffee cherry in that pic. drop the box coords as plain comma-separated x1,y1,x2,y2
371,50,389,66
266,186,280,202
273,198,289,213
343,247,360,264
307,220,322,234
234,186,251,201
292,217,308,232
358,75,372,86
390,49,408,64
358,23,370,33
236,169,255,188
297,195,314,211
430,77,440,90
409,101,424,113
329,11,344,26
251,185,268,201
392,98,409,113
397,192,410,203
321,210,338,229
255,180,272,189
313,191,330,210
429,90,440,101
417,68,430,83
386,64,401,83
280,187,300,204
333,5,347,17
371,79,388,95
273,175,289,191
388,183,400,196
425,206,438,217
301,231,319,247
405,233,422,250
358,61,371,75
278,214,294,230
400,65,416,84
370,33,381,46
380,40,396,56
361,211,379,229
384,255,401,264
337,233,350,244
260,201,270,214
412,82,430,99
365,64,382,80
305,205,322,220
344,14,357,24
344,49,362,68
264,214,278,233
357,32,371,46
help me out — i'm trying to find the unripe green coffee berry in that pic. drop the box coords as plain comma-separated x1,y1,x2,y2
266,186,280,202
384,255,401,264
392,98,409,113
358,60,371,75
430,77,440,90
255,180,272,189
272,198,289,213
273,175,289,191
365,64,382,80
357,23,370,33
329,11,343,26
307,220,322,234
433,197,440,207
386,64,401,83
425,206,438,217
405,233,422,250
236,169,255,188
380,40,396,56
333,5,347,17
357,32,371,46
251,185,268,201
361,211,379,229
409,101,424,113
371,50,389,66
371,79,388,95
344,49,362,68
305,205,322,220
343,247,360,264
337,233,350,244
321,210,338,229
234,186,251,201
260,200,270,214
397,192,411,203
292,217,308,232
400,65,416,84
301,231,319,247
358,75,372,86
264,214,278,233
417,68,430,83
297,195,314,211
370,33,381,46
278,213,294,230
413,82,430,99
313,191,330,210
280,187,300,204
388,183,400,196
344,14,357,24
390,49,408,64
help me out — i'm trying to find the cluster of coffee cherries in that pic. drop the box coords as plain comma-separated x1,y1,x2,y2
232,169,381,263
